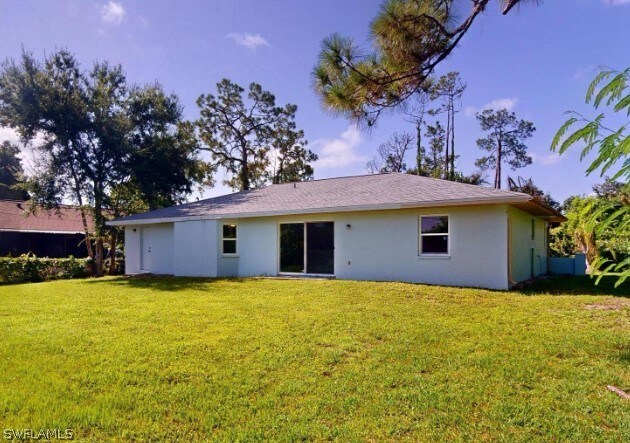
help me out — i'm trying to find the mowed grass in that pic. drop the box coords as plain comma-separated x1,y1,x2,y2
0,277,628,442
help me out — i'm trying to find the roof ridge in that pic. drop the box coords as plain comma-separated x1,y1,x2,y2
0,199,88,210
217,172,527,198
270,172,391,185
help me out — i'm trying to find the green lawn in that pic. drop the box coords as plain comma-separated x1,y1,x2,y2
1,276,628,442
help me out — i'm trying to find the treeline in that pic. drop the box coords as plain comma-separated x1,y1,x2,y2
365,71,536,190
0,50,318,276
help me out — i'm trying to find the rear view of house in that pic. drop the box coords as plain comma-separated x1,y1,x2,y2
109,174,565,290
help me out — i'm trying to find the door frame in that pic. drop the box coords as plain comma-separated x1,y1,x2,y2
140,227,151,272
277,220,335,277
507,215,513,286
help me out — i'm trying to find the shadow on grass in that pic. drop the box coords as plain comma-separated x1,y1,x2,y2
83,275,249,292
519,275,629,298
82,274,630,297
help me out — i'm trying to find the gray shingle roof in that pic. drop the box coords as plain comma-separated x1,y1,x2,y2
110,173,540,225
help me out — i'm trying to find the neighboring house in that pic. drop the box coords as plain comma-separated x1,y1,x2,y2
0,200,92,258
108,174,565,290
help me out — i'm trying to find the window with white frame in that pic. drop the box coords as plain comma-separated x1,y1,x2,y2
419,215,449,255
222,224,237,255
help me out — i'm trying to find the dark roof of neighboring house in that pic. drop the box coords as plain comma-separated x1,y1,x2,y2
110,173,566,225
0,200,93,234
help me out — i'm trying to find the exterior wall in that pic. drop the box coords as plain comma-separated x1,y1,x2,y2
217,257,239,277
233,205,510,290
236,217,280,277
121,205,553,289
508,207,548,284
173,220,218,277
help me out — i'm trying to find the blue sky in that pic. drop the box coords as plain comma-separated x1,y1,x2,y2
0,0,628,202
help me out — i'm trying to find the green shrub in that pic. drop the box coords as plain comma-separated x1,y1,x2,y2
0,254,91,284
104,257,125,276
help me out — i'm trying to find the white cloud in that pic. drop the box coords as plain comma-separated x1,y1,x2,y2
226,33,269,50
100,2,126,25
312,126,367,169
0,126,44,174
531,152,563,166
605,0,630,5
464,97,518,116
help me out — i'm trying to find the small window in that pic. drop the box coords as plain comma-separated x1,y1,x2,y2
420,215,449,255
222,224,237,255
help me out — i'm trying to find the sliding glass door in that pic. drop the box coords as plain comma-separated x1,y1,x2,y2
306,222,334,274
279,222,334,275
279,223,305,273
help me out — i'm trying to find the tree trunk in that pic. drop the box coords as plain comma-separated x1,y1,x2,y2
94,238,104,276
450,97,455,179
108,230,118,275
240,145,250,191
495,137,502,189
416,120,422,175
276,156,284,184
92,183,105,277
69,171,94,261
444,111,450,180
78,207,94,259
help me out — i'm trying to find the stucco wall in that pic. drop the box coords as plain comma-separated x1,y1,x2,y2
231,205,510,289
173,220,218,277
121,205,553,289
508,207,548,284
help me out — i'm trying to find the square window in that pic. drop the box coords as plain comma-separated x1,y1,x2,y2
420,215,449,255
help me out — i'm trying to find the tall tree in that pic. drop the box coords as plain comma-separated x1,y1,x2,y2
475,109,535,189
268,115,317,184
0,50,206,275
312,0,535,126
196,79,316,191
428,72,466,179
367,132,414,174
552,67,630,286
420,122,446,177
0,140,29,200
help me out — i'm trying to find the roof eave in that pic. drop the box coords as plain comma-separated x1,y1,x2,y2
106,196,531,226
511,198,567,223
0,229,87,234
